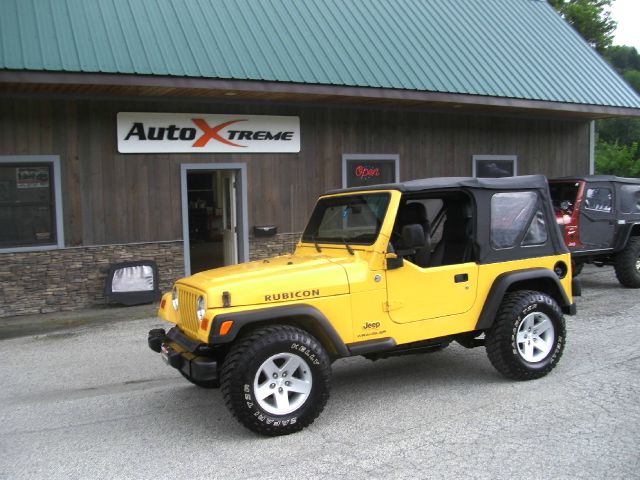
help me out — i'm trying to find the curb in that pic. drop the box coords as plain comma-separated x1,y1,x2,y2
0,303,159,340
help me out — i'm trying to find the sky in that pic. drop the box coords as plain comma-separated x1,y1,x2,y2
610,0,640,50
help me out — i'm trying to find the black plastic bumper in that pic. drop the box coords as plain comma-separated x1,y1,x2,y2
148,327,219,383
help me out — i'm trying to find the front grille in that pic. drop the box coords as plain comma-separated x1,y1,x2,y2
178,289,200,334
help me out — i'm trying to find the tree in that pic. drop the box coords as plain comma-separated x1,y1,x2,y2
550,1,639,177
598,44,640,177
605,45,640,72
596,142,640,177
549,0,617,53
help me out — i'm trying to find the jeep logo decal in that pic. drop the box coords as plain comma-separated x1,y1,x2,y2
363,321,381,330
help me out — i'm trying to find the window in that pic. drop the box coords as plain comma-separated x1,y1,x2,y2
342,154,399,188
619,185,640,214
491,192,544,249
473,155,517,178
549,182,580,215
584,187,612,213
0,156,64,252
104,261,162,306
522,209,548,246
302,193,390,245
393,193,474,267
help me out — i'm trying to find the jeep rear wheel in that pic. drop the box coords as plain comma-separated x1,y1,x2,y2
485,291,566,380
614,237,640,288
221,325,331,436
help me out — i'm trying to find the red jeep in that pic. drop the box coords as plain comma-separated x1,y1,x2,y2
549,176,640,288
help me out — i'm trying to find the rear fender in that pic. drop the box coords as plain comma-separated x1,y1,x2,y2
476,268,574,330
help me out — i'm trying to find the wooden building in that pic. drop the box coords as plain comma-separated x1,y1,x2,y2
1,0,639,317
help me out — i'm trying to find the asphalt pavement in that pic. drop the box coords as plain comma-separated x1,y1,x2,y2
0,265,639,479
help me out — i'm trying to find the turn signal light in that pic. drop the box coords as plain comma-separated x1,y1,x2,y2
160,298,166,310
200,318,209,331
220,320,234,335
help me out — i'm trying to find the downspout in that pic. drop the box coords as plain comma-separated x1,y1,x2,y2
589,120,595,175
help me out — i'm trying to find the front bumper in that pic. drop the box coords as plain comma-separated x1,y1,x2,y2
148,327,219,383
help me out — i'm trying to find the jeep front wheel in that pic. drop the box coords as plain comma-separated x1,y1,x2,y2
220,325,331,436
485,291,566,380
614,237,640,288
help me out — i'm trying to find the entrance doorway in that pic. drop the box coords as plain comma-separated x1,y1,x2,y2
181,164,248,276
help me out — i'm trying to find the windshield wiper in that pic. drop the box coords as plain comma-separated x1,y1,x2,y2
311,235,322,253
342,237,354,256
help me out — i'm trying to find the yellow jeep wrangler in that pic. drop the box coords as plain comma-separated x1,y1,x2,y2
148,175,575,436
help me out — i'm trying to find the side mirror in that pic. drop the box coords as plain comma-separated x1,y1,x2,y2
385,252,404,270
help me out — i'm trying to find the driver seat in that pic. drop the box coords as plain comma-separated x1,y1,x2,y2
397,203,431,268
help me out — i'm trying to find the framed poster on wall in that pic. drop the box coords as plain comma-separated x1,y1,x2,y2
342,154,400,188
472,155,518,178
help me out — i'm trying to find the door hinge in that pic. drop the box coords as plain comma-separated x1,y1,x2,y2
383,300,403,312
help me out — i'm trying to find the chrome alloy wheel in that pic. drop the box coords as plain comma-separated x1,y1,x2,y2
516,312,555,363
636,256,640,272
253,353,312,416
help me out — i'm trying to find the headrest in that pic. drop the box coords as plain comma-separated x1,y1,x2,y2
401,202,428,225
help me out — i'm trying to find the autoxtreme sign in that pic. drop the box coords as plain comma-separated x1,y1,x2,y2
117,112,300,153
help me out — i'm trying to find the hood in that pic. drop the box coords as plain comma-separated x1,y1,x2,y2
178,254,350,309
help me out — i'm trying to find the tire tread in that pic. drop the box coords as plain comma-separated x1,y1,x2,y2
614,237,640,288
221,325,331,436
485,290,565,381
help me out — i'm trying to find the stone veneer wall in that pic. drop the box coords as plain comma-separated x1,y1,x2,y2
0,235,305,318
0,241,184,318
249,232,301,260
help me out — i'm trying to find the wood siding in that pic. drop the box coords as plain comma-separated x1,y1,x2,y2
0,97,590,246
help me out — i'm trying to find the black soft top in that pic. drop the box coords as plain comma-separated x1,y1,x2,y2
324,174,568,263
551,175,640,185
326,174,550,195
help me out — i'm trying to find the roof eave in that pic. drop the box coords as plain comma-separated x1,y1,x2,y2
1,70,639,119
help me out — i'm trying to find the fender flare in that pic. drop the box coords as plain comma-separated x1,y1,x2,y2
475,268,572,330
210,304,350,357
615,222,640,252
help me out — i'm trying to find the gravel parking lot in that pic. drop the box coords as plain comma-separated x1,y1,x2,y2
1,265,639,480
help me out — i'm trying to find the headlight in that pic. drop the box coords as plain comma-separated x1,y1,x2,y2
196,295,206,321
172,287,179,311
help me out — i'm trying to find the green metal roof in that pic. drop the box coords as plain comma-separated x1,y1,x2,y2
1,0,639,109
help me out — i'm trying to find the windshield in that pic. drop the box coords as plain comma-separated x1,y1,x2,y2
302,193,391,245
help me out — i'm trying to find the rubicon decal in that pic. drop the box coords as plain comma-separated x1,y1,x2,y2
117,112,300,153
264,289,320,302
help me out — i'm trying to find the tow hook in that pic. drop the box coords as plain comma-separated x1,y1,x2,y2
148,328,166,352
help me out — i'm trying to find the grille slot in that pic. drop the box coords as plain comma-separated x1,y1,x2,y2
178,289,200,335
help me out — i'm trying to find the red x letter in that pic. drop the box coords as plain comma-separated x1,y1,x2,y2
192,119,247,148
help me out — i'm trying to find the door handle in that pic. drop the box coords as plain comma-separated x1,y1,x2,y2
454,273,468,283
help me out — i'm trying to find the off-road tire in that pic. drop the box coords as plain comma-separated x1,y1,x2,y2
221,325,331,436
179,370,220,389
485,291,565,380
614,237,640,288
